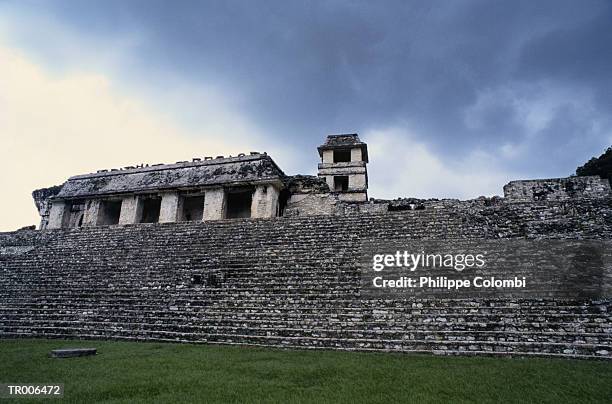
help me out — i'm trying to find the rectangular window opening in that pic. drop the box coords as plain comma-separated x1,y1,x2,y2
225,189,253,219
181,195,205,222
98,200,122,225
139,197,161,223
333,149,351,163
334,176,349,192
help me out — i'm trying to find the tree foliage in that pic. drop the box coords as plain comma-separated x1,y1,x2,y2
576,147,612,184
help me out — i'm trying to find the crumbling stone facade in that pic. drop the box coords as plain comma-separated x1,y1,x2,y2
33,134,612,229
31,185,62,230
5,134,611,359
33,135,373,229
35,153,286,229
1,197,611,358
504,176,611,202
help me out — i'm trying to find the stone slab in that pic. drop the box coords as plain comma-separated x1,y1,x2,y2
50,348,97,358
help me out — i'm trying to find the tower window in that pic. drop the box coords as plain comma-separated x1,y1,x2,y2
334,176,349,192
333,149,351,163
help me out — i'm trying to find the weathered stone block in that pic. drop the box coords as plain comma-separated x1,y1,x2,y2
159,192,180,223
50,348,97,358
349,174,367,190
203,188,225,220
322,150,334,164
119,196,141,225
251,185,280,218
504,176,611,202
46,201,66,229
81,200,101,227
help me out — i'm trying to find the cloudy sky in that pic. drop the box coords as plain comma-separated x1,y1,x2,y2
1,0,611,231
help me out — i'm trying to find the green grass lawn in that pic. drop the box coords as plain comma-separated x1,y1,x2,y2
0,339,610,403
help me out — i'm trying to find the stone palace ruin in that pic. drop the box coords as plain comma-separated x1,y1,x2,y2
1,133,611,359
31,133,612,229
33,134,371,229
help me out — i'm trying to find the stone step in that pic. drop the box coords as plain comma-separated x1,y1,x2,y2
2,330,607,359
2,319,610,344
0,300,609,312
1,306,609,321
2,199,612,359
0,328,609,358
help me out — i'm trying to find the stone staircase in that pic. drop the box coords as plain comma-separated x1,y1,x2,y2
1,199,611,358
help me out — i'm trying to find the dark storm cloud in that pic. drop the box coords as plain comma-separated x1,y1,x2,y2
10,0,612,176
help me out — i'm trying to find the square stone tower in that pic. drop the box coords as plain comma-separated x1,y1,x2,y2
317,134,369,202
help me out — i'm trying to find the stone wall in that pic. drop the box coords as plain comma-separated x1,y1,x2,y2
504,176,611,202
1,197,611,359
32,186,63,230
285,193,340,216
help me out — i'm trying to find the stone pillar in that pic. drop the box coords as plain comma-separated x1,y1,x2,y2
322,149,334,163
46,200,67,229
251,185,280,218
159,192,180,223
349,174,367,190
325,176,334,190
203,188,225,220
81,199,101,227
251,186,266,218
351,147,362,162
119,195,141,225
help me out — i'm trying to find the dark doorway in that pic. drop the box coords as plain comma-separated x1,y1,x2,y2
181,195,205,221
62,201,86,228
226,189,253,219
278,188,291,217
139,197,161,223
333,149,351,163
98,200,122,225
334,176,349,192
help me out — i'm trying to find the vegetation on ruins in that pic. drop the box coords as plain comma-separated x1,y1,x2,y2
576,146,612,185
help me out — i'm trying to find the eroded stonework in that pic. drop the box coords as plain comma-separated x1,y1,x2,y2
9,133,611,359
504,176,611,202
33,134,375,229
35,153,287,229
1,197,611,358
35,134,612,232
33,134,611,231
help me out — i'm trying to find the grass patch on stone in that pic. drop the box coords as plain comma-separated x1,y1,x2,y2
1,339,610,403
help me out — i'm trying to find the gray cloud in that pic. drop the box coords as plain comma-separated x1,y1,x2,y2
4,0,612,177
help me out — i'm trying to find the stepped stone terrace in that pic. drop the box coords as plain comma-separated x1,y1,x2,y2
2,133,611,359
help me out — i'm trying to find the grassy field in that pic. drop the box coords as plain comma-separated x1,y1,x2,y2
0,339,610,403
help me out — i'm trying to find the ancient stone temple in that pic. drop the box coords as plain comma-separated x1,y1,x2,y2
35,152,286,229
3,133,612,359
33,132,612,230
33,134,372,229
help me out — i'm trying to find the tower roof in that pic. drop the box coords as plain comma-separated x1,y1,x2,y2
317,134,368,162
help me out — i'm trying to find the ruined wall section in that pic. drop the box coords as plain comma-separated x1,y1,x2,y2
1,197,611,358
504,176,611,202
284,175,336,216
286,176,612,217
31,185,63,229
